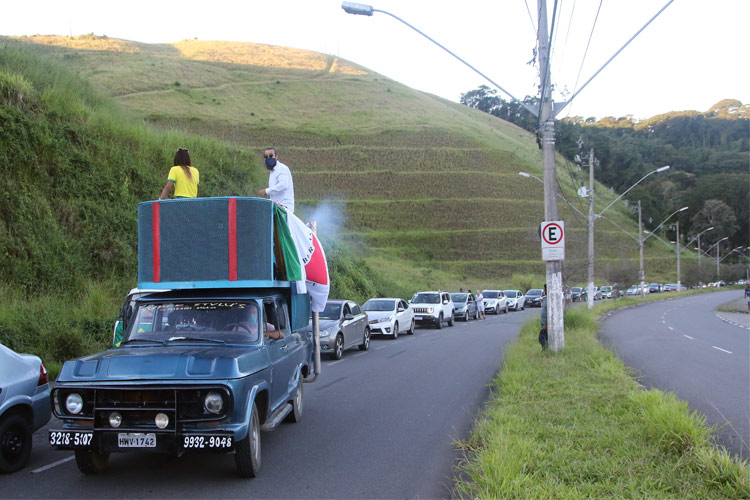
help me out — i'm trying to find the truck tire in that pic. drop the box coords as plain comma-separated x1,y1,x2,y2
286,379,304,423
235,402,261,478
0,414,32,473
74,449,110,475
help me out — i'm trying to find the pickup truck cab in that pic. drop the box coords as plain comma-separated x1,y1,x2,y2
49,197,323,478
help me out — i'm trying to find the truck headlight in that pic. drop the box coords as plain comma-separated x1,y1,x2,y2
65,393,83,414
155,413,170,429
204,391,224,414
109,412,122,428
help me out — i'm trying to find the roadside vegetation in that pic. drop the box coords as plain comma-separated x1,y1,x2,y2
455,293,749,499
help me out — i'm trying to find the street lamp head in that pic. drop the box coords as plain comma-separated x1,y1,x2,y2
720,236,729,242
518,172,531,178
678,206,688,212
342,1,375,15
656,165,670,173
706,226,714,232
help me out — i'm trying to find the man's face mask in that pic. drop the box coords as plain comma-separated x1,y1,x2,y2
265,155,277,169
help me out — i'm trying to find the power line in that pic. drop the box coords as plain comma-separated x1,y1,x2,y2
568,0,604,117
523,0,538,35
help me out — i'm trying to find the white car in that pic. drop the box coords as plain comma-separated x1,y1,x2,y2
503,290,525,311
362,298,415,339
410,291,454,329
482,290,508,314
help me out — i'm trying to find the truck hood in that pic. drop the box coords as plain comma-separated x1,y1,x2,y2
56,345,269,383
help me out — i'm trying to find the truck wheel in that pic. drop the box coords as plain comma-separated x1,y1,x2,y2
359,328,370,350
391,322,399,340
448,312,454,326
235,402,261,478
74,449,110,475
436,314,443,329
332,334,344,359
407,319,415,335
0,414,32,473
286,379,304,423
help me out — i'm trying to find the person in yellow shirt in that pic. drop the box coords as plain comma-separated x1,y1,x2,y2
159,148,199,199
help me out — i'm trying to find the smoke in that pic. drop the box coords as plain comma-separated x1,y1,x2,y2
303,199,347,243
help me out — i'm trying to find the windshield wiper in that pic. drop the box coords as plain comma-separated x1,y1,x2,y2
167,336,225,344
120,339,166,346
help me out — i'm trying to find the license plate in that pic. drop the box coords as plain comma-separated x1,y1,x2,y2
49,430,93,448
415,316,423,320
118,433,156,448
182,435,233,449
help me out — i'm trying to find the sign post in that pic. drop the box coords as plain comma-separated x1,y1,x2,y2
541,221,565,261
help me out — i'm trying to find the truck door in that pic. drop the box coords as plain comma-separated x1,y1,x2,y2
263,300,292,412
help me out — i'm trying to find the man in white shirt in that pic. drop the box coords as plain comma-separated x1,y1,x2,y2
257,147,295,213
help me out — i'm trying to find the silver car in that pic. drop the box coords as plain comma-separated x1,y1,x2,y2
503,290,525,311
362,298,415,339
310,300,370,360
0,343,51,473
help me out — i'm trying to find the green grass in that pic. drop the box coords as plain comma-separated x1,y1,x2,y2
455,294,750,499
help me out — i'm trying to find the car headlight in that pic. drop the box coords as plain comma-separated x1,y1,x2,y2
155,413,170,429
320,327,332,338
378,316,392,323
427,307,434,314
204,391,224,414
65,393,84,415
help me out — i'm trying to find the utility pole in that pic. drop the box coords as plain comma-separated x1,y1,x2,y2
587,148,595,310
538,0,564,351
675,221,681,290
716,243,721,280
638,200,646,298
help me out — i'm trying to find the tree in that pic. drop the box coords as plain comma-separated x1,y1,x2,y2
690,199,739,246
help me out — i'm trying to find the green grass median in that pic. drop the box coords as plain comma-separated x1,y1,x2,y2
455,294,749,499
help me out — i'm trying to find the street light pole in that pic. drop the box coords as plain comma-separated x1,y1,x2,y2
587,148,595,310
676,221,681,290
638,200,646,298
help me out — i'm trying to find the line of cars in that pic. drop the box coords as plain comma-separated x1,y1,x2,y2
312,288,550,360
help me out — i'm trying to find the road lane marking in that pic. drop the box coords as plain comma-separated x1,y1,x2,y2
712,346,733,354
32,455,75,473
683,335,694,339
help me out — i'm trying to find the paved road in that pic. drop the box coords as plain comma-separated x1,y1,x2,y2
599,290,750,460
6,307,537,499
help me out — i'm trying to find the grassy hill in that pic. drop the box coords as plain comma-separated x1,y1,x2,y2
0,35,685,367
8,35,681,280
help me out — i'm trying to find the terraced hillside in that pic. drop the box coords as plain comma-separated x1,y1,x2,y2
10,35,679,287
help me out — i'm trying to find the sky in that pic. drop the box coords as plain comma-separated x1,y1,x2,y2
2,0,748,120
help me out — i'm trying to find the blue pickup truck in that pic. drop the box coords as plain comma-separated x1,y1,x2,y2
49,197,321,478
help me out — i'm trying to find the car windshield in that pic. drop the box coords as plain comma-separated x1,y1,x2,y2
126,301,260,344
363,299,396,312
482,291,499,298
572,287,582,292
504,290,517,298
527,289,542,296
320,302,342,320
412,293,440,304
601,287,611,291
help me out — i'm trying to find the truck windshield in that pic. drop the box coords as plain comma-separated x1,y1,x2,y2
126,301,261,344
